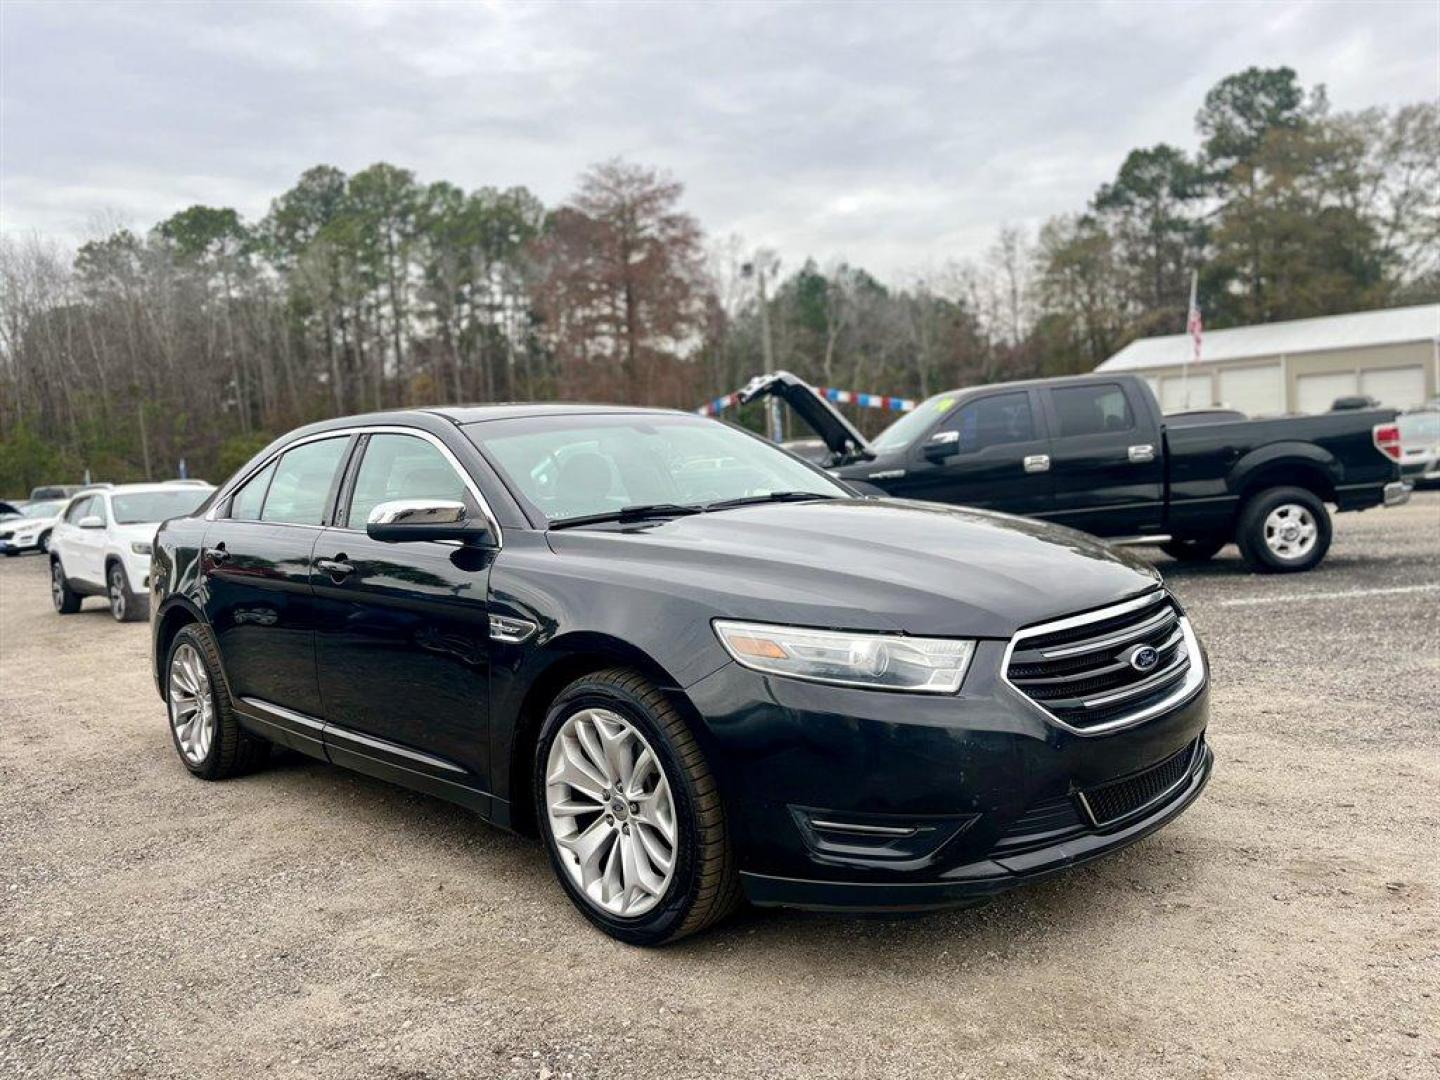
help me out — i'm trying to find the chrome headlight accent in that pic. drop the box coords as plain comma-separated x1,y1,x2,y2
713,620,974,693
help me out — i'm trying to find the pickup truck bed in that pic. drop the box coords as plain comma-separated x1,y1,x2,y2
741,371,1408,573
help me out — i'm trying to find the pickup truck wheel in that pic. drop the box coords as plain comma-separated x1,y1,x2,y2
1236,486,1331,573
535,668,740,946
1160,537,1225,563
165,624,270,779
51,560,81,614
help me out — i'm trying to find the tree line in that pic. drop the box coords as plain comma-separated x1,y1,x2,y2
1,66,1435,492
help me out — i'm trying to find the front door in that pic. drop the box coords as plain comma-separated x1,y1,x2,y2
311,431,495,806
202,434,353,753
887,390,1055,515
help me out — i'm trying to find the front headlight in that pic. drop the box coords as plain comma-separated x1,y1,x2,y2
713,620,974,693
131,541,153,556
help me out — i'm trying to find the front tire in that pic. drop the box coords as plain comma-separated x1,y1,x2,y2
51,560,81,614
108,563,145,623
1236,486,1331,573
165,624,269,779
1160,537,1226,563
535,668,740,946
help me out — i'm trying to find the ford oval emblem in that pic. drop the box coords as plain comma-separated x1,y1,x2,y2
1128,645,1160,673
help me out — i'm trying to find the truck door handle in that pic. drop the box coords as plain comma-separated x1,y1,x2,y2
1128,444,1155,463
1023,454,1051,474
316,556,354,579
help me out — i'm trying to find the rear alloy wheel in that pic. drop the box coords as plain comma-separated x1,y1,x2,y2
165,624,269,779
51,561,81,614
108,563,144,622
1236,486,1332,573
536,668,740,945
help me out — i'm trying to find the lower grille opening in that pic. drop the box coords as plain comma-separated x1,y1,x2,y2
1078,740,1200,827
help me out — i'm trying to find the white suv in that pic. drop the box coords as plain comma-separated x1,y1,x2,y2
50,483,215,621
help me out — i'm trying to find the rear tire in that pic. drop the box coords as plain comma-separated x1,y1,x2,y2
534,668,740,946
165,624,270,779
51,560,81,614
1236,486,1331,573
108,562,145,623
1160,537,1225,563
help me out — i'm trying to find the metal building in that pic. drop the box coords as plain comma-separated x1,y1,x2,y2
1096,303,1440,416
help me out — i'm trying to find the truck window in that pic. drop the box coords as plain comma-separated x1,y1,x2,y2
940,393,1035,452
1051,384,1135,437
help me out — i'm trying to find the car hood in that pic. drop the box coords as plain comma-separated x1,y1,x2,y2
112,521,163,544
544,499,1162,638
3,513,56,530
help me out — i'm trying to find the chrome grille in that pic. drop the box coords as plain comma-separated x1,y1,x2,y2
1005,590,1202,733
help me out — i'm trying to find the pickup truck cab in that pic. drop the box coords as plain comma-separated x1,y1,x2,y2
743,371,1408,573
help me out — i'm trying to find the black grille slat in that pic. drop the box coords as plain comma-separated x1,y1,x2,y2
1081,741,1198,825
993,796,1086,853
1007,592,1192,730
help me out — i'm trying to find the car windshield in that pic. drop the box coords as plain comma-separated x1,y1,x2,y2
111,489,211,525
469,414,848,524
871,393,964,452
22,500,64,519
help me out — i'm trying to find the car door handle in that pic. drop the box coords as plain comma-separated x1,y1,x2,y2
1128,444,1155,463
316,556,354,579
204,543,229,565
1023,454,1051,474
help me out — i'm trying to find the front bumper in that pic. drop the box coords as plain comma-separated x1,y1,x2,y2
684,640,1210,913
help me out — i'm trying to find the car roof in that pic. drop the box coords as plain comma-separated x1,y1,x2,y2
94,482,217,497
279,403,691,438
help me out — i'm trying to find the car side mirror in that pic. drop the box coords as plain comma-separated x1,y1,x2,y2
365,499,494,546
78,515,105,529
923,430,960,460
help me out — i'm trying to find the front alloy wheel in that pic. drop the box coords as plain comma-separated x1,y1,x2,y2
109,565,129,621
545,707,678,918
535,668,739,945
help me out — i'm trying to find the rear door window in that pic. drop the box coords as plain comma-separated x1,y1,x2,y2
259,438,349,526
1050,383,1135,437
229,461,276,521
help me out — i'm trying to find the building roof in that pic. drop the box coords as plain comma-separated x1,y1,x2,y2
1097,303,1440,373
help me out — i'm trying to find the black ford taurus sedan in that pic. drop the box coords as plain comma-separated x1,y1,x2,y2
149,405,1212,945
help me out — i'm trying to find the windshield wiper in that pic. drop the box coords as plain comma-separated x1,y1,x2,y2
549,503,705,530
703,491,842,511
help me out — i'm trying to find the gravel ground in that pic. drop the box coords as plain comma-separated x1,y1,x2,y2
3,495,1438,1079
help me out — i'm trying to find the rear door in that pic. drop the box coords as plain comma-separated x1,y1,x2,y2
54,496,100,584
311,431,496,806
886,389,1055,514
201,435,352,752
1039,380,1165,536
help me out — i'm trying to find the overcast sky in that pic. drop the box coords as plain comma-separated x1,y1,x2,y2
2,0,1436,279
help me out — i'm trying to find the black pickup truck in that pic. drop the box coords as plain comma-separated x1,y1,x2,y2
742,371,1409,573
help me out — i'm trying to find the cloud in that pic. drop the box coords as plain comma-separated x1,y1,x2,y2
2,0,1435,277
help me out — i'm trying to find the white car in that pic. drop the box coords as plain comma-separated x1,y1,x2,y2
49,483,215,621
0,498,68,556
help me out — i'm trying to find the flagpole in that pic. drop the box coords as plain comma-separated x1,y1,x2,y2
1183,270,1197,410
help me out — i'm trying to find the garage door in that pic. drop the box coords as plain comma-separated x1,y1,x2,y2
1360,366,1426,409
1297,371,1357,414
1218,364,1284,416
1159,373,1211,412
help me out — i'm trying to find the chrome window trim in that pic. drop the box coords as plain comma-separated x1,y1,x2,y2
1000,589,1206,737
205,425,503,547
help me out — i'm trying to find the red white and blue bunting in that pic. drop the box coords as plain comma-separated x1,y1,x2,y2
697,386,916,417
